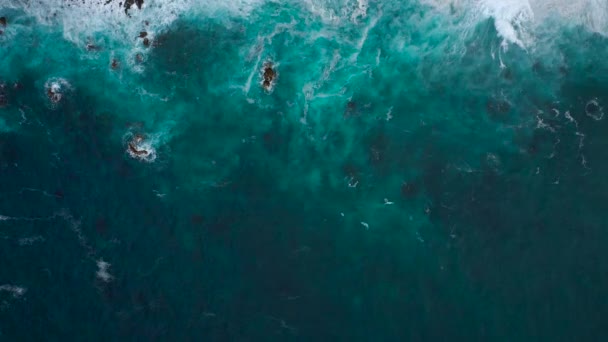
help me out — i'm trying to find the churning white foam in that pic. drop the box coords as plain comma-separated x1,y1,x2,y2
424,0,608,48
0,285,27,298
4,0,267,48
96,259,113,282
477,0,534,48
4,0,608,51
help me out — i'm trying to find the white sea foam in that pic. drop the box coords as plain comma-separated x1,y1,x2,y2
3,0,607,52
18,235,45,246
96,259,113,282
424,0,608,48
0,285,27,298
4,0,267,49
478,0,534,48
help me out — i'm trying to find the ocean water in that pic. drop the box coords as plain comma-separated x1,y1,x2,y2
1,0,608,340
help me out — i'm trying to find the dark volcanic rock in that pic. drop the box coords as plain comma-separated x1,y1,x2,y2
124,0,144,17
0,17,6,27
262,62,276,90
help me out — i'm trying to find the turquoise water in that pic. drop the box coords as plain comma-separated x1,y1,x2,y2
1,0,608,339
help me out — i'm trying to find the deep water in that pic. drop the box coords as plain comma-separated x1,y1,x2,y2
1,0,608,340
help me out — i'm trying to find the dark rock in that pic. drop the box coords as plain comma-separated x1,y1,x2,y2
262,62,276,90
585,101,600,116
54,189,64,199
111,59,120,69
191,215,204,225
139,31,147,38
501,67,513,80
344,100,357,117
135,53,144,63
128,134,149,156
0,17,6,27
143,37,150,47
124,0,144,17
401,182,418,198
86,43,101,51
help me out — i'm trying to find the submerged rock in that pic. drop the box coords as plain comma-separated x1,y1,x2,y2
86,43,102,52
401,181,419,198
0,83,7,108
344,100,357,117
111,59,120,70
139,31,147,38
0,16,6,35
486,98,511,120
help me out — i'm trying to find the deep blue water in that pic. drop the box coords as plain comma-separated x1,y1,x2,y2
1,0,608,340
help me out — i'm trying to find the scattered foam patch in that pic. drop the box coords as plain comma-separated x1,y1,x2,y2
96,259,113,282
18,235,45,246
0,285,26,298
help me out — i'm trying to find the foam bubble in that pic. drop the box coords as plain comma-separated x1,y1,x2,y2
0,285,27,298
96,259,113,282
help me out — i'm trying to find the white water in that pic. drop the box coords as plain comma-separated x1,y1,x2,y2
3,0,607,50
424,0,608,47
3,0,267,47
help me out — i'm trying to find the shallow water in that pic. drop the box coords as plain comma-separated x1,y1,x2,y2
1,0,608,340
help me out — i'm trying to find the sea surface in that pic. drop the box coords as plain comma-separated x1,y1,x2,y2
1,0,608,340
